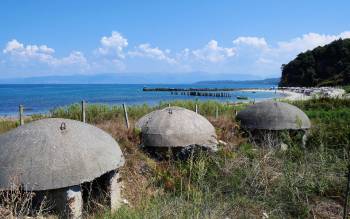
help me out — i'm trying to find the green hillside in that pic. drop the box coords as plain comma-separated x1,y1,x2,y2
280,38,350,87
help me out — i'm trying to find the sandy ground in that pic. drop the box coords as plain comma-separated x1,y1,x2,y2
277,90,309,101
241,87,345,101
241,89,309,101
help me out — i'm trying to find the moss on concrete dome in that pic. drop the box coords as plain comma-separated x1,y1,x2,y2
0,118,124,191
236,101,311,130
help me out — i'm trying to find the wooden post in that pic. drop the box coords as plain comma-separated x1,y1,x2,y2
215,106,219,119
19,105,24,126
195,104,198,114
81,101,86,123
123,103,129,129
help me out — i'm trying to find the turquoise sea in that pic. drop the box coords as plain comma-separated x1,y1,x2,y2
0,83,282,115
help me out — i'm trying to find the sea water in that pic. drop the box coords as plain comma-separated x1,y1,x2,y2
0,83,282,115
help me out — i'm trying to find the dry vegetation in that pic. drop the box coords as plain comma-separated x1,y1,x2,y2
0,183,52,218
0,99,349,218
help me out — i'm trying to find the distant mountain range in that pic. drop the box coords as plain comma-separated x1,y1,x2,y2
0,73,278,84
195,78,280,85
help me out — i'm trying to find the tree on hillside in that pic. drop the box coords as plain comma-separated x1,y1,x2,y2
279,38,350,87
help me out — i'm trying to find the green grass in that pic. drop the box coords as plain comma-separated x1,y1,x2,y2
94,98,349,218
0,120,18,134
0,114,47,134
103,145,346,218
50,100,246,124
343,85,350,93
291,98,350,150
1,98,349,218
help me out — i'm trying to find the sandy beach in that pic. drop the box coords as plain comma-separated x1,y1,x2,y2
241,87,346,101
241,89,309,101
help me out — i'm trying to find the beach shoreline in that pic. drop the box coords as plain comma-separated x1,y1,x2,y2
240,87,345,101
240,89,309,101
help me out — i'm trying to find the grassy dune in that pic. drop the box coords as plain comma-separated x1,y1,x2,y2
0,98,349,218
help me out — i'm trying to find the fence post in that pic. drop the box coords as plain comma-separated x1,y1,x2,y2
81,101,86,123
123,103,130,129
195,104,198,114
19,105,24,125
234,109,237,117
215,106,219,119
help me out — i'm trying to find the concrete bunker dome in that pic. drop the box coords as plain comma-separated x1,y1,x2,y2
0,118,125,218
236,101,311,130
137,106,218,150
135,110,157,130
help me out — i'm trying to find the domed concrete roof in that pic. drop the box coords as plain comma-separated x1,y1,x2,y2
138,107,218,150
0,118,124,191
135,110,157,130
236,101,311,130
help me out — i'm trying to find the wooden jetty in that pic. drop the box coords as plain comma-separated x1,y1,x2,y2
142,87,272,98
143,87,262,92
170,91,231,98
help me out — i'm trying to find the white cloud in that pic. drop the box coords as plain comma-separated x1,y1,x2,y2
3,39,24,53
244,31,350,75
233,36,268,49
232,32,350,55
129,43,176,64
97,31,128,58
3,39,88,69
2,30,350,77
3,39,55,62
39,45,55,54
276,31,350,53
50,51,88,66
191,40,235,63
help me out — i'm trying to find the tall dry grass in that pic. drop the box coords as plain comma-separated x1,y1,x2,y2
0,181,51,218
0,99,349,218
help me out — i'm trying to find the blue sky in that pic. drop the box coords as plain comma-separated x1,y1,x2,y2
0,0,349,81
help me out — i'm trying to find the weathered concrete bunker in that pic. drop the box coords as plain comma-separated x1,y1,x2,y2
236,101,311,147
136,107,218,155
236,101,311,130
0,118,125,218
